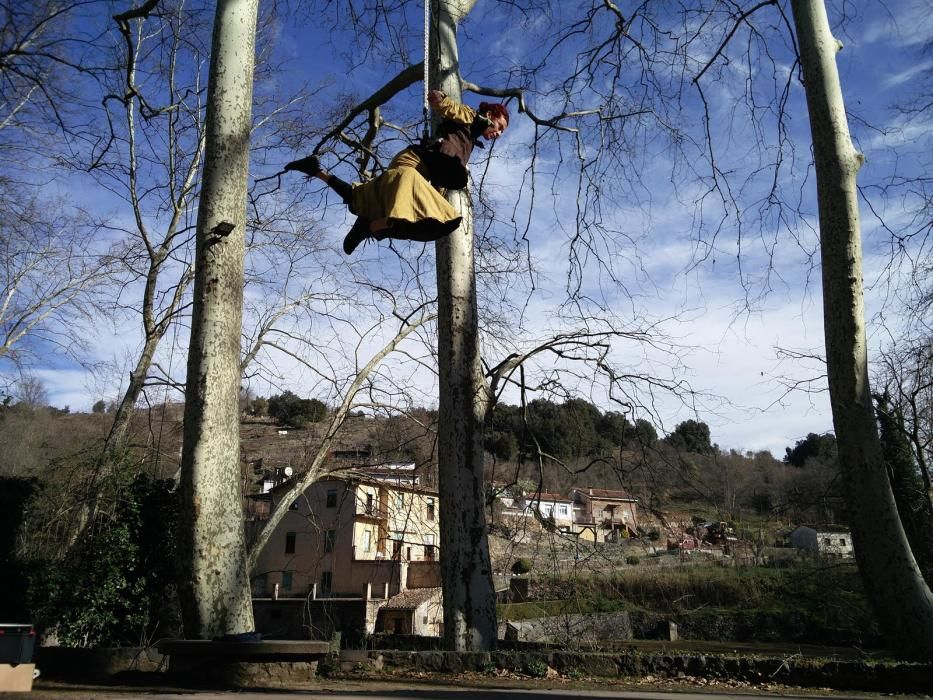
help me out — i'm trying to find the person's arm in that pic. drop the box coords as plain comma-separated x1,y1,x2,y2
427,90,477,125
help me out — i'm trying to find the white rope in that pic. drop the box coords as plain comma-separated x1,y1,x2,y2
422,0,431,132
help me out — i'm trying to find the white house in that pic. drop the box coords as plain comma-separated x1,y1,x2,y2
789,524,854,557
522,492,576,532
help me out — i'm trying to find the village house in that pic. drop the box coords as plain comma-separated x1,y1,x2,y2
504,491,576,532
571,488,639,542
248,467,442,639
789,524,854,557
491,485,641,542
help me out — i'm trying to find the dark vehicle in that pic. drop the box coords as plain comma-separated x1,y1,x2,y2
0,624,35,665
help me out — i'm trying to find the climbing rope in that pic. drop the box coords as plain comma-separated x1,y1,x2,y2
422,0,431,141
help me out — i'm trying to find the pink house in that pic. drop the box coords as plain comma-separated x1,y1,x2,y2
249,471,443,637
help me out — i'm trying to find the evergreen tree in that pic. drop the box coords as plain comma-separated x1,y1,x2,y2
784,432,837,467
664,419,715,454
875,391,933,585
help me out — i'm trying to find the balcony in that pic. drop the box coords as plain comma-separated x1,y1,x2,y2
357,504,389,520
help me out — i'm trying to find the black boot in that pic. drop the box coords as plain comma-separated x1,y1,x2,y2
327,176,354,208
284,155,320,176
343,217,371,255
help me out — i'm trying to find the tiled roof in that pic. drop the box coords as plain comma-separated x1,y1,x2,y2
796,524,851,534
383,587,442,610
530,492,573,502
576,488,636,501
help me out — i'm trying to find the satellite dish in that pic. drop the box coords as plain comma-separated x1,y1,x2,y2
284,467,293,477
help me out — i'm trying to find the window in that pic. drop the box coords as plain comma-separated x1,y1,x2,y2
253,573,268,596
320,571,332,594
366,493,374,515
424,534,435,560
324,530,336,553
558,504,569,517
326,489,337,508
391,533,402,558
426,498,435,521
396,492,405,508
823,538,831,547
285,532,296,554
282,571,293,592
363,529,373,552
840,538,847,546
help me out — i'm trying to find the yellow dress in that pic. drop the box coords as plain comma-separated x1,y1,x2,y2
349,97,478,241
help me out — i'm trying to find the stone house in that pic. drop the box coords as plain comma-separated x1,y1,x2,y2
378,586,443,636
249,469,442,639
789,524,854,557
571,488,639,542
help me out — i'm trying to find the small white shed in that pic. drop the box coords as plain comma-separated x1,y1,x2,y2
789,524,854,557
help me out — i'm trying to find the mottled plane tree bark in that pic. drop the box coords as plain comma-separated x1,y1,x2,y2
430,0,498,652
279,0,699,651
790,0,933,658
178,0,259,639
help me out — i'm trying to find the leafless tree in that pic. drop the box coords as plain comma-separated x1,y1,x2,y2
10,372,49,408
0,2,117,375
247,311,437,569
0,0,105,162
268,0,715,650
0,186,114,368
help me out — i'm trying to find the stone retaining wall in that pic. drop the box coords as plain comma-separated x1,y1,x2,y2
35,646,165,680
374,649,933,693
33,643,933,693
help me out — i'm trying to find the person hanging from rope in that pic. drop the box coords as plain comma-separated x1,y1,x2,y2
284,90,509,255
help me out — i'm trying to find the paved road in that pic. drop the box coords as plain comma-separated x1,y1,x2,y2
23,679,910,700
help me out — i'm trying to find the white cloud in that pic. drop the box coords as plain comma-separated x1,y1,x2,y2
884,59,933,89
861,0,933,48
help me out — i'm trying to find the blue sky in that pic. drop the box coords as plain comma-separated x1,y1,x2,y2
12,0,931,458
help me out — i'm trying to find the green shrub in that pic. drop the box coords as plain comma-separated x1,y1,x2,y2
625,555,640,565
524,658,549,678
268,391,327,426
511,558,532,575
31,471,181,647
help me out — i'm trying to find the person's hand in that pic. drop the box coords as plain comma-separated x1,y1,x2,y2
427,90,444,106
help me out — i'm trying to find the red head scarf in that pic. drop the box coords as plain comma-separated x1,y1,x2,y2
479,102,510,125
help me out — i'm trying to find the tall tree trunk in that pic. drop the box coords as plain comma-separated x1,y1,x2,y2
792,0,933,659
105,336,160,451
178,0,257,639
70,340,158,547
431,0,497,652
